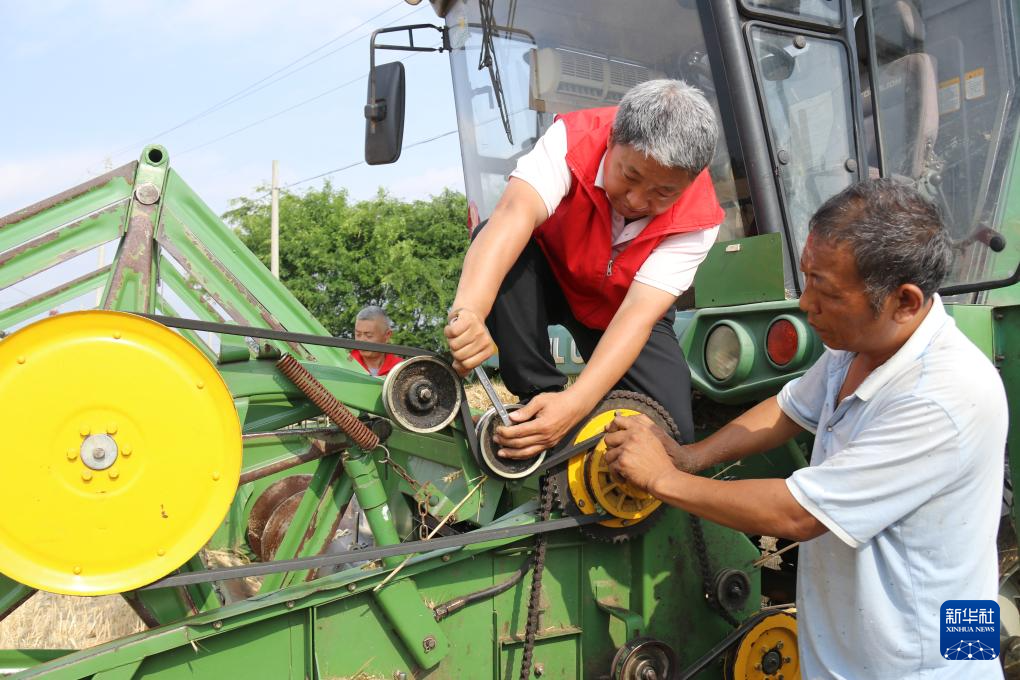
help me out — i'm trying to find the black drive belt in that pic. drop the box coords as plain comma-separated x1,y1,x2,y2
144,512,607,590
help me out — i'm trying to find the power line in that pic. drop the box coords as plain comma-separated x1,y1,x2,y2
280,128,460,191
106,1,420,160
175,50,428,158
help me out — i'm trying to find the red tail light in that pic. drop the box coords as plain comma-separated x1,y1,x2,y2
766,318,799,367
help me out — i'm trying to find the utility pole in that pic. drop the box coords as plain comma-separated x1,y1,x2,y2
271,160,280,279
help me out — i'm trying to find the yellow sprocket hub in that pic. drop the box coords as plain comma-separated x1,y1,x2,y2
567,407,663,528
0,311,241,595
727,610,800,680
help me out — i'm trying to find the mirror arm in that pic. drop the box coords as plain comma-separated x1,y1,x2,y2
367,24,449,128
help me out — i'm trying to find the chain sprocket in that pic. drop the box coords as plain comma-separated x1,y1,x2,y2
550,390,678,543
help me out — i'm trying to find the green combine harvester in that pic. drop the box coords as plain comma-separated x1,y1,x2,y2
1,0,1019,678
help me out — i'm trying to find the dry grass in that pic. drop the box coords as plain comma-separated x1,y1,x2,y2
464,377,518,412
0,591,145,649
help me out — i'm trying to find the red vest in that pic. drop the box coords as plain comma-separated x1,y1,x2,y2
534,107,724,329
350,350,403,377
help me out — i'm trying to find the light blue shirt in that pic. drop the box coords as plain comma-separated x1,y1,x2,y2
778,296,1007,679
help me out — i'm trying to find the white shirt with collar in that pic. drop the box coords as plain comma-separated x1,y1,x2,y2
509,119,720,297
778,295,1007,679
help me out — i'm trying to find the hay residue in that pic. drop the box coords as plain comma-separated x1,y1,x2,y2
0,591,145,649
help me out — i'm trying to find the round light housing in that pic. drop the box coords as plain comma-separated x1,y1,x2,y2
704,322,754,384
705,325,740,381
766,318,799,366
765,315,812,369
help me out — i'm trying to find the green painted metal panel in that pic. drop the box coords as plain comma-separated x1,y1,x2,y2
0,268,109,330
0,574,33,622
679,299,824,405
0,165,133,254
0,208,125,291
694,233,787,308
945,304,995,359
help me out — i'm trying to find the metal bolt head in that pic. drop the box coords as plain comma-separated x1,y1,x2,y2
793,34,807,49
428,495,439,507
776,641,783,650
80,434,118,471
393,672,407,680
107,423,118,435
81,471,93,482
212,620,223,630
134,182,161,205
534,662,545,676
157,548,166,556
285,600,295,609
108,470,119,480
196,380,205,390
347,583,357,592
66,448,78,461
73,565,82,575
16,356,25,365
441,554,451,562
422,635,437,652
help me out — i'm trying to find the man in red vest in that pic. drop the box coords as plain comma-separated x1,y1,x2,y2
445,80,723,459
350,305,403,377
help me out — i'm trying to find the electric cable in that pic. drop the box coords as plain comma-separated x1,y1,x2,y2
104,2,423,161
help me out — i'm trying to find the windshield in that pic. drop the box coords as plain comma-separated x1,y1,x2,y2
444,0,756,245
860,0,1020,296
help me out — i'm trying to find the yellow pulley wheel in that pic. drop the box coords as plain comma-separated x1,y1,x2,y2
726,610,800,680
567,407,663,528
0,311,241,596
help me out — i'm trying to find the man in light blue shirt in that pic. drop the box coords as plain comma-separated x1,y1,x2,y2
603,178,1007,678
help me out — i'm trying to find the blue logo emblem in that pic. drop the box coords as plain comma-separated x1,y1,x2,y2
941,600,999,660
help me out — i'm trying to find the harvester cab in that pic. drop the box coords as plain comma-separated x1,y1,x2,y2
1,0,1019,679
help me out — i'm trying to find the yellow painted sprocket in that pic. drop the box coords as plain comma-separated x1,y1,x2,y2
724,610,800,680
552,390,677,543
0,311,241,595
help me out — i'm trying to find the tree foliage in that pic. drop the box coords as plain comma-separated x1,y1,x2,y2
224,183,468,351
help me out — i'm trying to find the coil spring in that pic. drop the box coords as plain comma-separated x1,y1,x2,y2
276,355,380,451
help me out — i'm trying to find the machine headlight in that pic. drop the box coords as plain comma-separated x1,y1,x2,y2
704,322,753,383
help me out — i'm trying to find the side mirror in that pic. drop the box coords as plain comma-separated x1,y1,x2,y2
365,61,406,165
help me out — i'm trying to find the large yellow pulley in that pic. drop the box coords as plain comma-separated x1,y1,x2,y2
567,407,663,528
0,311,241,595
725,610,800,680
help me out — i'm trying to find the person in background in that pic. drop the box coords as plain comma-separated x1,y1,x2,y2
350,305,402,377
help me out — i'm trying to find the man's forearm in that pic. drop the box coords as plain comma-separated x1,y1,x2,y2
687,396,804,472
651,471,824,541
451,180,546,317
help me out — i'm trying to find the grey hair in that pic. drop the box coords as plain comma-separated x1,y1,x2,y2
809,178,953,313
611,79,718,174
356,305,392,329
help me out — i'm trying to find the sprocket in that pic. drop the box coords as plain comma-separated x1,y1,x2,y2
551,390,681,543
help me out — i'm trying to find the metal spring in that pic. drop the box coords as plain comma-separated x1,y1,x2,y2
276,355,380,451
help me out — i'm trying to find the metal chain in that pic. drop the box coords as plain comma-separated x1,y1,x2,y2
519,474,554,680
689,515,740,628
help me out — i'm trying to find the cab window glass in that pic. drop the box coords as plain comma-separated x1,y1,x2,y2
446,0,757,242
742,0,841,27
750,27,858,254
862,0,1020,292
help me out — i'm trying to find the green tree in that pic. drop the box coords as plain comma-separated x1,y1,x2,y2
224,183,469,351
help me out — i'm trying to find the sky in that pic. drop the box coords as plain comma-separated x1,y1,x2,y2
0,0,465,219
